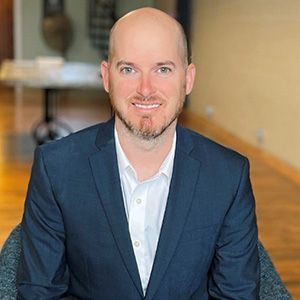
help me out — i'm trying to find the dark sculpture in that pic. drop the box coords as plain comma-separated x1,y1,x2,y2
41,13,73,57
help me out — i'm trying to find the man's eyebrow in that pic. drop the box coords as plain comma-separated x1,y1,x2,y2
116,61,136,68
156,61,176,68
116,60,177,69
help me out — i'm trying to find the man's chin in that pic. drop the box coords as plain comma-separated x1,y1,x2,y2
119,116,159,139
115,111,174,140
131,126,163,140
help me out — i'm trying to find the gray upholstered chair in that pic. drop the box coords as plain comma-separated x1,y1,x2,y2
258,242,292,299
0,224,21,300
0,225,292,299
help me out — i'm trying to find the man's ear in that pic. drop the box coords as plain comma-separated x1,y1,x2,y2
100,60,110,93
185,63,196,95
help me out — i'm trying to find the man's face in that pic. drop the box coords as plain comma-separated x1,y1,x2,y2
101,21,195,140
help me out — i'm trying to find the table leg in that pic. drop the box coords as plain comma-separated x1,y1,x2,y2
32,88,72,145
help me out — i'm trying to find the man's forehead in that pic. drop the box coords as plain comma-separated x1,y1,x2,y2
112,21,179,45
111,26,181,55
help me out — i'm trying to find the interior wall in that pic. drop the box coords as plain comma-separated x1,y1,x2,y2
115,0,154,18
154,0,176,16
190,0,300,171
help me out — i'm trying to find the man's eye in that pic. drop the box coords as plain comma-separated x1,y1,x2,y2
158,67,172,74
120,67,135,74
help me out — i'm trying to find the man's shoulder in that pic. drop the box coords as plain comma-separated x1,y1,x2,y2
38,119,112,159
179,125,248,167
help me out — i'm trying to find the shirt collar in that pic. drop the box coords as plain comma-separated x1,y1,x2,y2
114,127,176,182
115,127,131,175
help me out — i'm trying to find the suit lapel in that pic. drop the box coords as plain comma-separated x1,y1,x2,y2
145,126,201,300
89,120,143,297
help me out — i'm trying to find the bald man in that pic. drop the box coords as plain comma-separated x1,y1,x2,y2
17,7,260,299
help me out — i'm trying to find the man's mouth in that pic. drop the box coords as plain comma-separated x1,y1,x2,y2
133,103,161,109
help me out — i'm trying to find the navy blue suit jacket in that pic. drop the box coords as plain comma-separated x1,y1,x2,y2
17,118,260,299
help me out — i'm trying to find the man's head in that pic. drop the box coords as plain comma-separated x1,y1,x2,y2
101,7,196,140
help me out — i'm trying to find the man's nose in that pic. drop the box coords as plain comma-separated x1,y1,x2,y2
136,74,156,99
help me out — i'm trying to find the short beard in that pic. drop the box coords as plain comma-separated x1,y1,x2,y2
111,96,184,141
115,110,179,141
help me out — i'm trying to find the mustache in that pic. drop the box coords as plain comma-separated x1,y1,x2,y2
130,95,164,102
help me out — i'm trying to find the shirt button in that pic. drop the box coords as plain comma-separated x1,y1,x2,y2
134,240,140,247
136,198,142,204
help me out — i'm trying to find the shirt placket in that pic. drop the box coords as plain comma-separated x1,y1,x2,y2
128,181,149,293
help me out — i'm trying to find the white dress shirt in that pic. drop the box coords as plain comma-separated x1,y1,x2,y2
115,128,176,295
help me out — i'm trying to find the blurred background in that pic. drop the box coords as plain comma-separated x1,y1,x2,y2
0,0,300,298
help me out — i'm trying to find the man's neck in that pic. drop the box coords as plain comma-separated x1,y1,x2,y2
115,119,176,182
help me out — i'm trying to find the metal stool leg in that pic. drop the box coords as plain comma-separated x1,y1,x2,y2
32,88,72,145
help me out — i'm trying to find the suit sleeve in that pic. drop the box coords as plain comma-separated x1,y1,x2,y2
17,147,69,299
208,158,260,299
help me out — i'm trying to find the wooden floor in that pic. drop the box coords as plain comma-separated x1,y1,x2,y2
0,86,299,298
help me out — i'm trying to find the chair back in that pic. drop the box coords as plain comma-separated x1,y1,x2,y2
258,241,292,299
0,225,292,299
0,224,21,299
